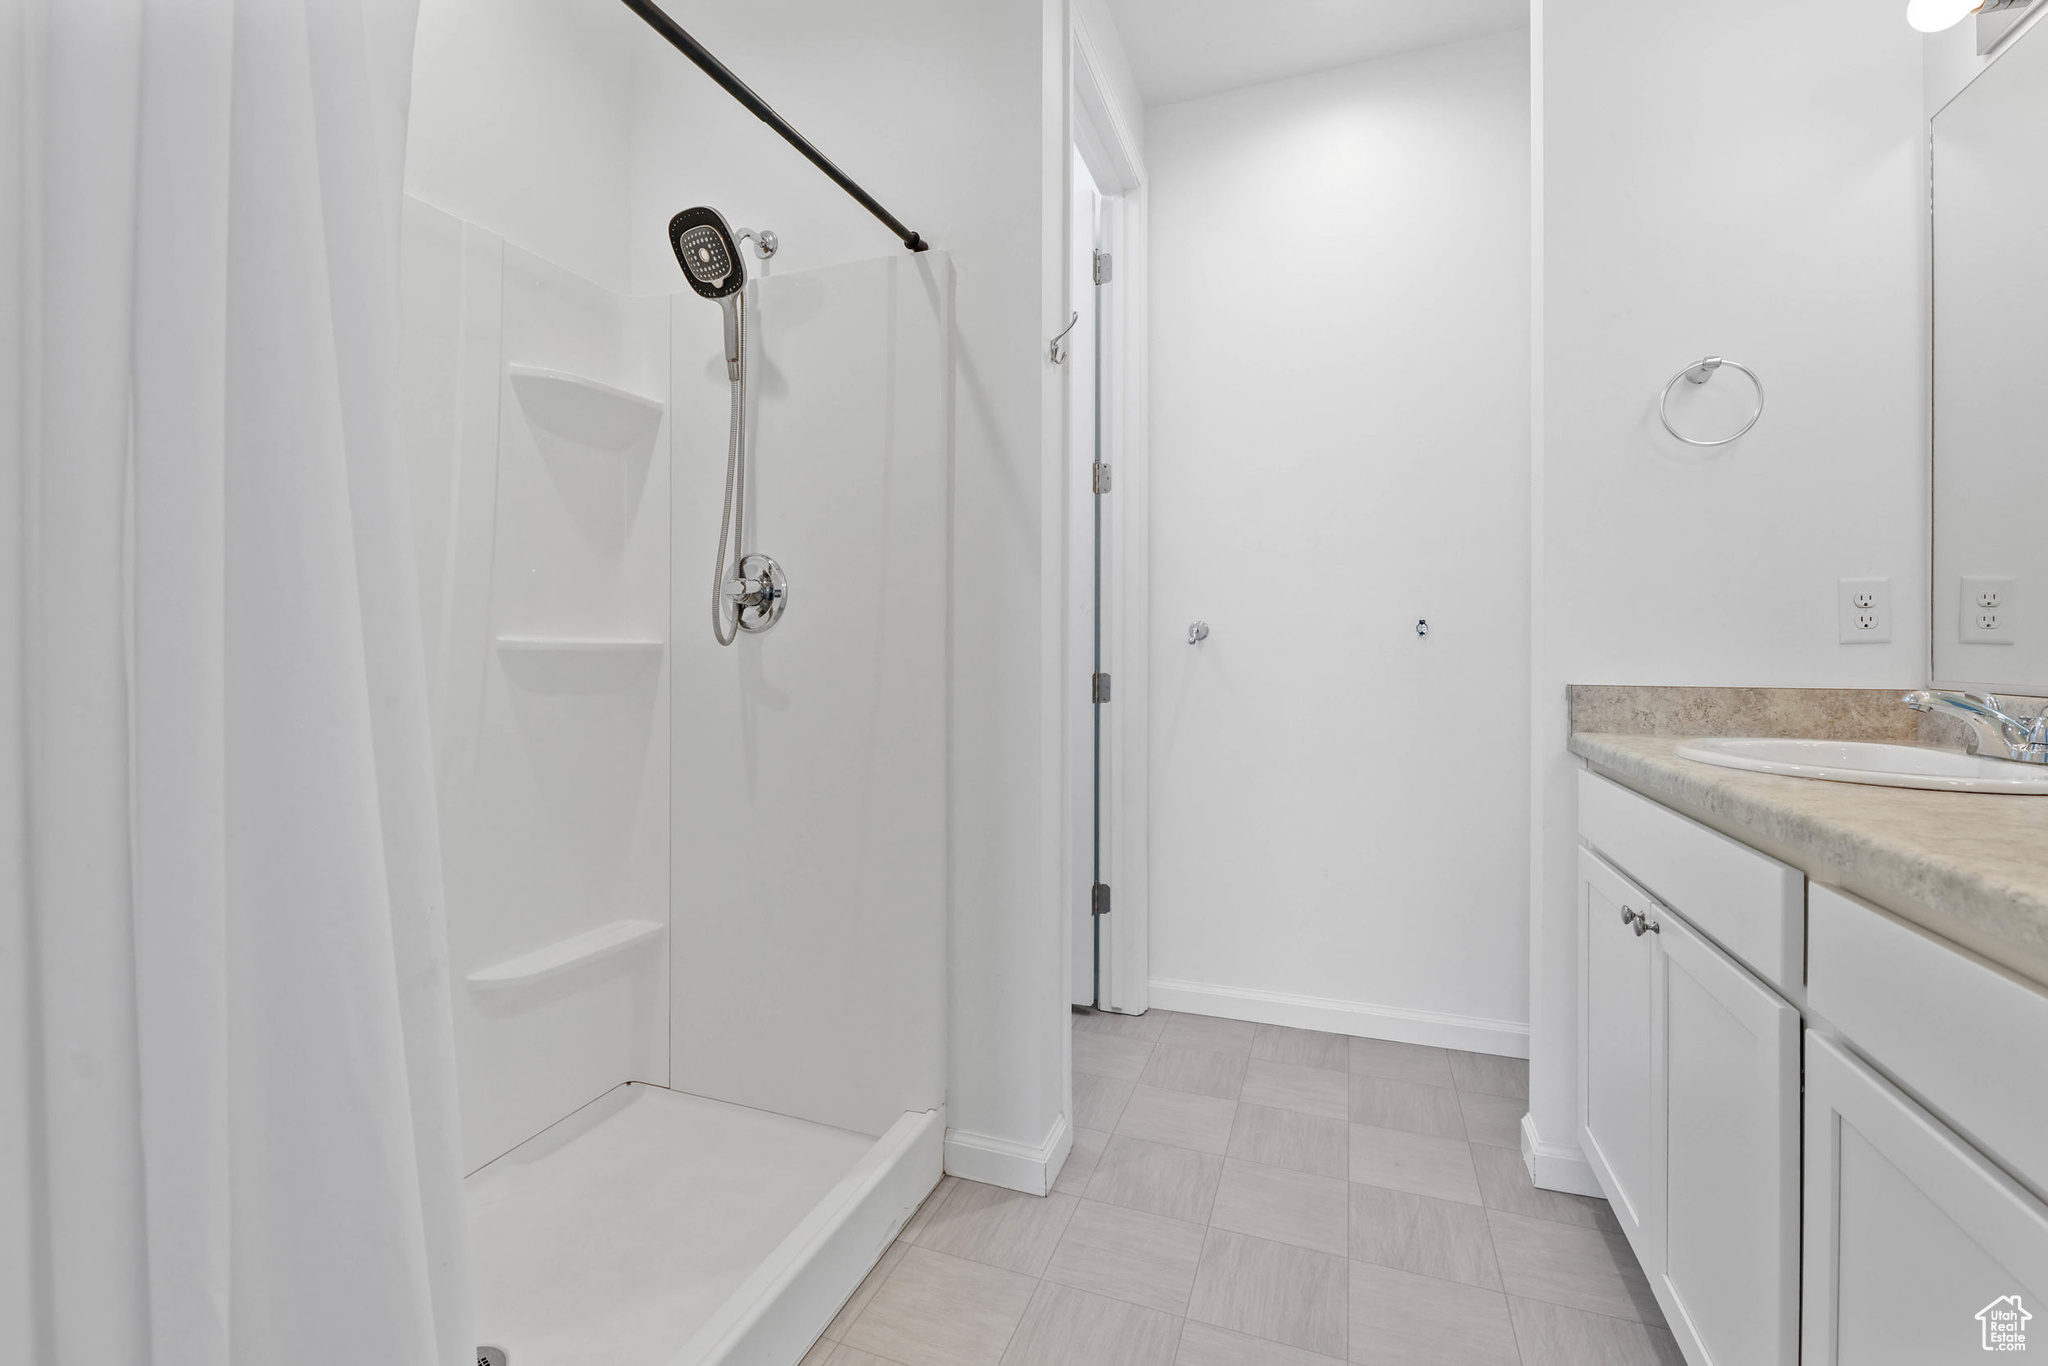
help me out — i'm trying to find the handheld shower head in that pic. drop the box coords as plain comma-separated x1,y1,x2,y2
670,205,785,643
671,205,745,296
670,206,747,379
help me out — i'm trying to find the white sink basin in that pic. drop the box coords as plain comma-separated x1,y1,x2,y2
1675,737,2048,794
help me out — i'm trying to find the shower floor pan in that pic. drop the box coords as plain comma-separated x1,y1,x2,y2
467,1083,942,1366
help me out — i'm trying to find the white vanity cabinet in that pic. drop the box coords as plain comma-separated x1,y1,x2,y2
1577,768,2048,1366
1577,846,1657,1248
1577,772,1802,1366
1802,884,2048,1364
1802,1032,2048,1364
1653,908,1800,1366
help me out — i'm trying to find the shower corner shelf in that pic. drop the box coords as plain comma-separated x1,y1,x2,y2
494,634,665,695
465,918,665,993
507,364,665,450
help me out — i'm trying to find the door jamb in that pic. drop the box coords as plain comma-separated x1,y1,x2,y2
1066,14,1149,1016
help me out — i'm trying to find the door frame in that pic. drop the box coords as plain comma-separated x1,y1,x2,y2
1064,12,1149,1015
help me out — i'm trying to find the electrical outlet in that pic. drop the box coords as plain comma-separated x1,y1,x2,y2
1838,578,1892,644
1961,575,2017,646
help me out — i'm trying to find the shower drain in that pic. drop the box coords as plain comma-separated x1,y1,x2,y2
478,1348,507,1366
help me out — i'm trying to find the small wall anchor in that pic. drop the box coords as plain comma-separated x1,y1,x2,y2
1416,619,1430,638
1188,621,1209,644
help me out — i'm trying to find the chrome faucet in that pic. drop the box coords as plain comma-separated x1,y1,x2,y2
1903,689,2048,764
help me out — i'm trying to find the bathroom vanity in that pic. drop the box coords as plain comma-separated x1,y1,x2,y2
1569,718,2048,1366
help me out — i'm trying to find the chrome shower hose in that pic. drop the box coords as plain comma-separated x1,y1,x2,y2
711,290,747,647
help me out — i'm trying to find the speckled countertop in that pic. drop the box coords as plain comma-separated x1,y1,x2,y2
1569,688,2048,990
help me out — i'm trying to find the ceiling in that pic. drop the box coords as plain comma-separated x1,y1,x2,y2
1103,0,1528,107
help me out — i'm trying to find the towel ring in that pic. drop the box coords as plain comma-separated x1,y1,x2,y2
1658,356,1763,448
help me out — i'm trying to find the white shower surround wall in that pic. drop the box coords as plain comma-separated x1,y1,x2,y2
668,253,953,1139
401,198,675,1172
401,196,951,1361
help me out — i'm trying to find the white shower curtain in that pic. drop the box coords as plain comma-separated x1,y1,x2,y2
3,1,471,1364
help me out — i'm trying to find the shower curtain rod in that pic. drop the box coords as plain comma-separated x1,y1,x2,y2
617,0,930,253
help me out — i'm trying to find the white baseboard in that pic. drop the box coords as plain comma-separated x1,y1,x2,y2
1521,1111,1602,1198
943,1112,1071,1196
1149,978,1530,1059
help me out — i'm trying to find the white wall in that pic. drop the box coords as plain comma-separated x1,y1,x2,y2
409,0,1090,1189
1528,0,1927,1182
407,0,640,292
1146,30,1532,1053
0,4,31,1355
1074,0,1146,168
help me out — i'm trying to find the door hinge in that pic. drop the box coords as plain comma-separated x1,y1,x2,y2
1091,882,1112,916
1093,249,1113,285
1092,672,1112,704
1093,462,1112,494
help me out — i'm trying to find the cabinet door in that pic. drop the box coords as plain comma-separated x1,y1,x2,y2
1804,1032,2048,1366
1578,846,1657,1253
1653,910,1799,1366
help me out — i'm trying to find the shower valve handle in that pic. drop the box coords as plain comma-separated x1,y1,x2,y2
721,560,786,612
718,554,789,634
721,574,768,607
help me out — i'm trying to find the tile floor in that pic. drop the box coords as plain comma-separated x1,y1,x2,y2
803,1009,1683,1366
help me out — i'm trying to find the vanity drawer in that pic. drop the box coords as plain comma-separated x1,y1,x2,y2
1808,883,2048,1195
1578,770,1804,995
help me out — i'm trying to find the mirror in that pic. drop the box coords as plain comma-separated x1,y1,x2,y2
1932,19,2048,691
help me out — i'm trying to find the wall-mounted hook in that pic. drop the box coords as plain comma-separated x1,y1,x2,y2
1416,618,1430,638
1188,621,1209,644
1050,311,1080,365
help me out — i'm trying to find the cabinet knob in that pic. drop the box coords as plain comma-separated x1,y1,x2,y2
1621,906,1640,927
1632,913,1661,937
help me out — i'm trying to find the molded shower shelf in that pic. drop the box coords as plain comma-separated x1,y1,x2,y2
466,918,665,993
494,635,664,694
507,364,665,448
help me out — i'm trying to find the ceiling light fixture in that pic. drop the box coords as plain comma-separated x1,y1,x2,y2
1907,0,2029,33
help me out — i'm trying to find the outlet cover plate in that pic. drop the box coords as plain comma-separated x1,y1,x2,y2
1839,577,1892,644
1961,575,2017,645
